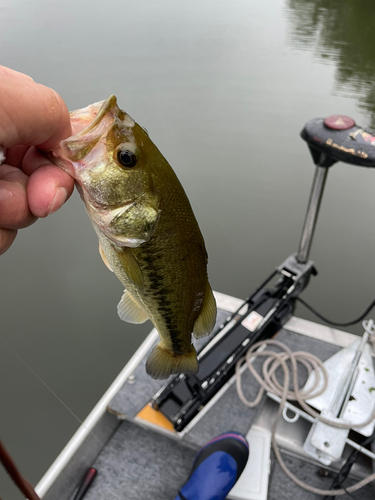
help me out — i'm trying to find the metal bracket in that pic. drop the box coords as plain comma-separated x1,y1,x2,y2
277,253,315,282
302,319,375,462
267,392,375,466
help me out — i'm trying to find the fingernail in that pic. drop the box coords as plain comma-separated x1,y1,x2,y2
48,187,68,215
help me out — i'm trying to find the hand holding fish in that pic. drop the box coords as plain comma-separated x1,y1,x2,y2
0,69,217,378
0,66,74,254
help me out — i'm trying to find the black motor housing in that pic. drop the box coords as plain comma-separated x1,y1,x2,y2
301,115,375,168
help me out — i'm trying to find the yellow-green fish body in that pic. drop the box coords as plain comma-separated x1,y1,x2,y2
48,96,216,379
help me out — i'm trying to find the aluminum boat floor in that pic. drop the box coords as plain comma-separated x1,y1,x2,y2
83,420,197,500
38,299,375,500
79,323,375,499
82,418,374,500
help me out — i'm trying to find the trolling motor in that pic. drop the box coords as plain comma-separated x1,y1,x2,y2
298,114,375,262
152,115,375,432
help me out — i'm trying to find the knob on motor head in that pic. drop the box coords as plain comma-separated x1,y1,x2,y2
301,116,375,168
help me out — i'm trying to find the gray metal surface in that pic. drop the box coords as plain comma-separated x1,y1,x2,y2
74,422,375,500
41,412,120,500
38,315,375,499
268,451,374,500
81,327,375,499
297,165,329,263
82,420,197,500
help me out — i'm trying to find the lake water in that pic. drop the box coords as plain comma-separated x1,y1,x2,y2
2,0,375,497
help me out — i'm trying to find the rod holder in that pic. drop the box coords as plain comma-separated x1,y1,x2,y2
297,166,329,263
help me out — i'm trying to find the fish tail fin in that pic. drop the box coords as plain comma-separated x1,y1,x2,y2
146,343,198,380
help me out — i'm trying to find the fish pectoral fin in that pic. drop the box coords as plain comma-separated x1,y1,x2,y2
117,290,149,324
193,282,217,339
115,246,144,290
146,343,198,380
99,242,113,272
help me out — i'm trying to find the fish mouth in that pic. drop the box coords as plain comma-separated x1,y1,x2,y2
70,95,117,136
43,98,118,177
53,95,136,173
70,95,135,136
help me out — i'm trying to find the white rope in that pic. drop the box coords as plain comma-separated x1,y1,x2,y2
236,339,375,496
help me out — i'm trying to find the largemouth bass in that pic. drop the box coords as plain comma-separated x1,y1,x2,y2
47,95,217,379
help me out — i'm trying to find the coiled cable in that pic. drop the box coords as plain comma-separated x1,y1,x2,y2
236,339,375,496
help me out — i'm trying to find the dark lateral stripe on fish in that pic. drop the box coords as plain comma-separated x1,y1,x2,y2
138,249,185,353
155,304,184,353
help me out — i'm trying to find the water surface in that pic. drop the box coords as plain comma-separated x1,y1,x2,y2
1,0,375,497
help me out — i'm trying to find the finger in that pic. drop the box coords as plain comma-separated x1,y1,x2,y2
23,147,75,216
22,146,59,176
0,66,72,150
5,145,29,168
0,228,17,255
27,164,74,218
0,165,37,229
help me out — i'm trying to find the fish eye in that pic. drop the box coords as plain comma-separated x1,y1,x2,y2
117,149,138,168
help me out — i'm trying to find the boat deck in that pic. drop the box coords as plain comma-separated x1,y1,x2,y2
83,418,374,500
38,296,375,499
84,328,375,499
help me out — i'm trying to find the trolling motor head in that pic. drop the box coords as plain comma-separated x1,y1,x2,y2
297,115,375,263
301,115,375,168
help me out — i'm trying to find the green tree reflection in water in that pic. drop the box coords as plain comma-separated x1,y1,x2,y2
286,0,375,128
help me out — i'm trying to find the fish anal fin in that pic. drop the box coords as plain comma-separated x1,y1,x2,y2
117,290,148,324
145,344,198,380
115,246,144,291
99,242,113,272
193,282,217,339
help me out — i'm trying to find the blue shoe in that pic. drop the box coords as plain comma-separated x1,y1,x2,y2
175,431,249,500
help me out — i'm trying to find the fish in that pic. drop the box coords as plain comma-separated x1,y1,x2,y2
46,95,217,379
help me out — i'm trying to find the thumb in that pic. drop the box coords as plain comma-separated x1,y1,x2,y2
0,66,71,150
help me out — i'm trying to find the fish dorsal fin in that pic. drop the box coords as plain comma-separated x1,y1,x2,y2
193,282,217,339
117,290,149,324
99,243,113,272
114,246,144,291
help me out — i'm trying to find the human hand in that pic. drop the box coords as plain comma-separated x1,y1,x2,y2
0,66,74,255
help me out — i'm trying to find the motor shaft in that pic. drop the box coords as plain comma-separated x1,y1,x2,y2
297,166,329,263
